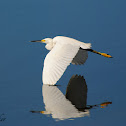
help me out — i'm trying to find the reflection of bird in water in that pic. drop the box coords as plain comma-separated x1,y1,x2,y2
30,36,112,85
100,102,112,108
66,75,112,110
66,75,87,111
39,75,89,120
30,75,112,120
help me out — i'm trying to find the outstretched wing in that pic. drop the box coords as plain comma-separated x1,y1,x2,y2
71,49,88,65
42,43,80,85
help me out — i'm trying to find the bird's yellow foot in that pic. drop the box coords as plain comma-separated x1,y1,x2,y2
100,53,113,58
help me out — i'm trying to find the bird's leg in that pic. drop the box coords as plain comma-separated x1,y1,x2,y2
81,48,113,58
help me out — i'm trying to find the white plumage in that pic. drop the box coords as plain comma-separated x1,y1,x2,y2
43,36,91,85
42,74,89,120
31,36,112,85
42,84,89,120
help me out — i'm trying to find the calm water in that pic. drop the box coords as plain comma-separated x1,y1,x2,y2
0,0,126,126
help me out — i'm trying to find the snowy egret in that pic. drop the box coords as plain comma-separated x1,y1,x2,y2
30,74,112,120
30,36,112,85
32,75,89,120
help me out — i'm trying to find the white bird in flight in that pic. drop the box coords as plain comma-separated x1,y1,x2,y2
30,36,112,85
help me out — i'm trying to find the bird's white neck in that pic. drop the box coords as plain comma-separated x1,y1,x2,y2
45,43,54,50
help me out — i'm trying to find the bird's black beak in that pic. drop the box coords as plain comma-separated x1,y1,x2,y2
30,40,41,42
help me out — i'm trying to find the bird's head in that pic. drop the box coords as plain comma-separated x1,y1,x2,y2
30,38,53,44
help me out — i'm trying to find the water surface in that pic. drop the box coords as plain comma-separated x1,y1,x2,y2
0,0,126,126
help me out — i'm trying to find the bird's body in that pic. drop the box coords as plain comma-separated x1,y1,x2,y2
44,36,91,50
31,36,112,85
43,36,91,85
